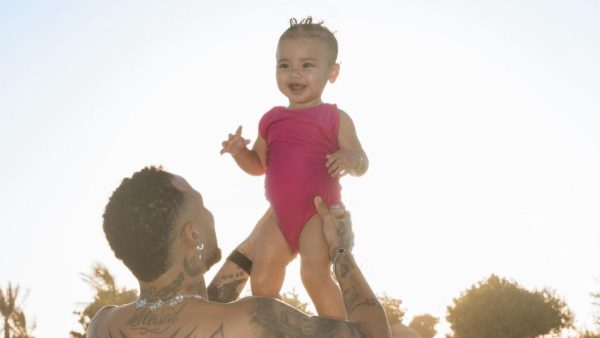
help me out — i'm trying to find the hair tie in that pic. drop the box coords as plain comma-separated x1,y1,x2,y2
289,18,298,26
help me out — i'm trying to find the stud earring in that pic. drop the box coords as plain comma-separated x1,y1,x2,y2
196,243,204,261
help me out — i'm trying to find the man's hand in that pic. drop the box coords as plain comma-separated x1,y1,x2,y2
220,126,251,156
313,196,354,259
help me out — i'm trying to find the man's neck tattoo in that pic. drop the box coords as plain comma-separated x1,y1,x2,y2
140,273,184,301
183,256,204,277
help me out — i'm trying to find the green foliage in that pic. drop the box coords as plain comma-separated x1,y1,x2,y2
70,264,137,338
0,283,35,338
378,293,405,325
409,314,438,338
281,289,314,315
446,275,573,338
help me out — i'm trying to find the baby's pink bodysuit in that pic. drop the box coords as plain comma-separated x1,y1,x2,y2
259,103,342,252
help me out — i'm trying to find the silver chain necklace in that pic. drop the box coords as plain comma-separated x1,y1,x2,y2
135,294,203,311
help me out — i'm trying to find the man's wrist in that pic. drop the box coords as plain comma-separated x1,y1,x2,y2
331,246,348,265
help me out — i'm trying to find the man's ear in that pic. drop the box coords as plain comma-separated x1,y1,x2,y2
328,63,340,83
182,222,199,245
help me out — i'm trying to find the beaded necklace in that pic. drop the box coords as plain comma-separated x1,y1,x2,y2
135,294,203,311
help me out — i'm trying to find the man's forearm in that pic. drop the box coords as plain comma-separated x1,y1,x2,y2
335,254,391,338
233,148,265,176
207,254,251,303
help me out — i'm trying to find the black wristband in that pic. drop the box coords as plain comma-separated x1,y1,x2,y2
227,250,253,275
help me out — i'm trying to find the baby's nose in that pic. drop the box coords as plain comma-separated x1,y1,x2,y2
291,68,302,79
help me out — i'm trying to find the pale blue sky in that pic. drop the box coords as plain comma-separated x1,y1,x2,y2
1,1,599,337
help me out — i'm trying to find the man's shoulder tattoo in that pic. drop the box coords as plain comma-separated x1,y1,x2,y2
248,297,363,338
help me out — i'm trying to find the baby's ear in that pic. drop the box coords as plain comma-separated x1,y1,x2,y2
328,63,340,83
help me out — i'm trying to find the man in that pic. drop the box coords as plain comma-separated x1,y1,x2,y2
88,166,391,337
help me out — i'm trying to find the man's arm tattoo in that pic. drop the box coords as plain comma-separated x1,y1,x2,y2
207,269,248,303
336,257,384,316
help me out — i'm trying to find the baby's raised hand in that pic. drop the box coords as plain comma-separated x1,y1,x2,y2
220,126,251,156
326,149,362,177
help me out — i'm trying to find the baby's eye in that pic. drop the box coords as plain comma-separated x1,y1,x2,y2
278,63,289,69
302,63,314,68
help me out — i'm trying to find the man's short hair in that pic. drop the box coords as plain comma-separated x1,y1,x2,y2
103,166,184,282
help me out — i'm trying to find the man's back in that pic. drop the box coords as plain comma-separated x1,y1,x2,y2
88,296,362,338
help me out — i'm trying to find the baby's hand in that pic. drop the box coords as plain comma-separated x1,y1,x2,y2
326,149,361,177
220,126,251,156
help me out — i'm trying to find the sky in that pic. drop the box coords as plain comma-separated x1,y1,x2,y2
0,1,599,337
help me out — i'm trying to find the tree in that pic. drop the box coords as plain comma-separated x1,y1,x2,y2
579,285,600,338
446,275,573,338
409,314,438,338
570,330,600,338
281,289,314,315
592,288,600,328
70,264,137,338
378,293,405,325
0,283,35,338
8,310,36,338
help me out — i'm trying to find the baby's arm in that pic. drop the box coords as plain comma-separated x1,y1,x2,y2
220,126,267,176
326,110,369,177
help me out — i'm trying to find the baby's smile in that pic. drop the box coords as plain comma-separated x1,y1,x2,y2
288,83,306,94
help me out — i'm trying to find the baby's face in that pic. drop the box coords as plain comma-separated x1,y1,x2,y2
276,37,339,109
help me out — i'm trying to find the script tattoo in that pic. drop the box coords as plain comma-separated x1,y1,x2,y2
184,279,206,295
139,273,184,301
250,298,361,338
207,270,247,303
126,304,185,334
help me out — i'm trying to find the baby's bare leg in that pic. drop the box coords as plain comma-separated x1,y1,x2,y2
251,215,295,298
299,214,347,320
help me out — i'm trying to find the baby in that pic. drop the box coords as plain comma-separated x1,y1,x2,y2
220,17,368,319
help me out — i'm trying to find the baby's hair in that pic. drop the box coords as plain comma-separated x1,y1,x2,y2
279,16,338,64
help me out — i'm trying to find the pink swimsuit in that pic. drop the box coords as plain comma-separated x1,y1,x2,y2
259,103,342,252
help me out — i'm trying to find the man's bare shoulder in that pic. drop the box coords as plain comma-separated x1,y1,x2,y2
86,305,119,338
235,296,366,338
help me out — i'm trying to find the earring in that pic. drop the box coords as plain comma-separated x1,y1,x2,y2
196,243,204,261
